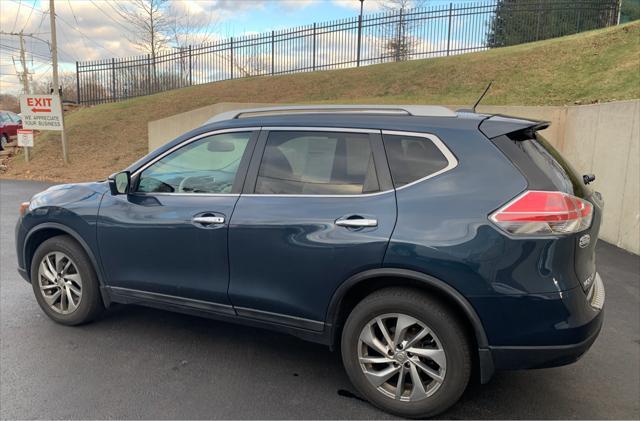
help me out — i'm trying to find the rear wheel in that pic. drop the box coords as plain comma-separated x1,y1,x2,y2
30,235,104,325
341,288,471,418
0,134,7,150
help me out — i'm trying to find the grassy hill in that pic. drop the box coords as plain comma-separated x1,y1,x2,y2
3,21,639,182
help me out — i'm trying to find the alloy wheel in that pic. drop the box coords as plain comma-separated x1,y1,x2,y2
357,313,446,402
37,252,83,314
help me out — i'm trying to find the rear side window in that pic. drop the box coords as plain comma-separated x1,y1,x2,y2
255,131,379,195
382,134,450,187
493,132,587,198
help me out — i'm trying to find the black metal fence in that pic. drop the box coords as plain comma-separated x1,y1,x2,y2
76,0,620,105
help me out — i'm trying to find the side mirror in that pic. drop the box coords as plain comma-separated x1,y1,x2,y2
108,171,131,195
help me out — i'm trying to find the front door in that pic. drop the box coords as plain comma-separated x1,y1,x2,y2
98,129,258,305
228,128,397,330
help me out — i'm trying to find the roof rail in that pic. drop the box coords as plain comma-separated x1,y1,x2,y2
206,105,456,124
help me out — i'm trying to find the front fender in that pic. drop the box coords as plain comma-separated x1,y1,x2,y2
17,182,108,283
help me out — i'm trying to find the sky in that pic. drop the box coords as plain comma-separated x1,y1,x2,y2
0,0,472,96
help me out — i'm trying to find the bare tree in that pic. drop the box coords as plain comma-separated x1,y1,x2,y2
108,0,171,89
32,72,78,103
380,0,428,61
165,2,220,85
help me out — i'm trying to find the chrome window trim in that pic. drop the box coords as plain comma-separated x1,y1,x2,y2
134,192,240,197
131,127,458,198
261,126,379,134
381,130,459,192
244,128,458,198
242,191,393,199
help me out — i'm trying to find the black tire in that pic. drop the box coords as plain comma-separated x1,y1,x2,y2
341,288,471,419
30,235,104,325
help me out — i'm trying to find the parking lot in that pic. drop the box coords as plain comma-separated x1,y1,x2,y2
1,179,638,420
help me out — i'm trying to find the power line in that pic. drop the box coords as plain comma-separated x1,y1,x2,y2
12,0,22,33
54,12,121,57
21,0,35,33
67,0,91,56
7,0,47,15
89,0,132,33
34,5,49,34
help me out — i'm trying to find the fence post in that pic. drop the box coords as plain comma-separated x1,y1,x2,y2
536,0,542,41
75,61,80,104
230,37,234,79
576,8,582,32
312,23,316,71
447,3,453,56
396,8,403,61
356,14,363,66
146,54,151,95
271,31,275,75
188,45,193,86
111,58,116,101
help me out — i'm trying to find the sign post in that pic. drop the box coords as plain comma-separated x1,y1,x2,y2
17,129,34,162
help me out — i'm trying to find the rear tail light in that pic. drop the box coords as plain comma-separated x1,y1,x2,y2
490,190,593,235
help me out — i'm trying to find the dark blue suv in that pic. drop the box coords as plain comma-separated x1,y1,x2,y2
15,105,604,418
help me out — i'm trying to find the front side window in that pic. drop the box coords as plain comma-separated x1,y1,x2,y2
383,134,450,187
136,131,252,194
255,131,379,195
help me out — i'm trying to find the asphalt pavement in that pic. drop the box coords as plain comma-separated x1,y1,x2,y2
1,179,638,420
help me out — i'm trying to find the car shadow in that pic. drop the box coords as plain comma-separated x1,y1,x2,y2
93,303,577,420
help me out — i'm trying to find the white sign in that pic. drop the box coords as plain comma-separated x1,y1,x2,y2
17,129,34,147
19,94,64,131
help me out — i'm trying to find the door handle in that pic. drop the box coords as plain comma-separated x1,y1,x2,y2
335,217,378,228
192,216,225,225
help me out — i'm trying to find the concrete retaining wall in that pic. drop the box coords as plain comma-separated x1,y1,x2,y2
148,100,639,255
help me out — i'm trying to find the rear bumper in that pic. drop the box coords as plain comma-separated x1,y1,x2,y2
489,308,603,369
473,273,605,376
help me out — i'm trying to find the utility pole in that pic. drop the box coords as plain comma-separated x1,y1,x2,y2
49,0,69,164
18,31,31,162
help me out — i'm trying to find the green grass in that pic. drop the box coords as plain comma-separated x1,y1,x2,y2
3,21,639,182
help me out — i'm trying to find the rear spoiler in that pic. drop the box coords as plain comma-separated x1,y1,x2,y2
479,115,550,139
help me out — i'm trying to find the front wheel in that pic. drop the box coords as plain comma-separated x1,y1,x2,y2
30,235,104,325
341,288,471,418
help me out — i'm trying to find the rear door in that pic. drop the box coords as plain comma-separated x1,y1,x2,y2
228,128,396,329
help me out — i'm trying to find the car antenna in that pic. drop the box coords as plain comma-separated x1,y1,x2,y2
471,81,493,113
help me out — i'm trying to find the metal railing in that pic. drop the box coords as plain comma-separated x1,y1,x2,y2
76,0,620,105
